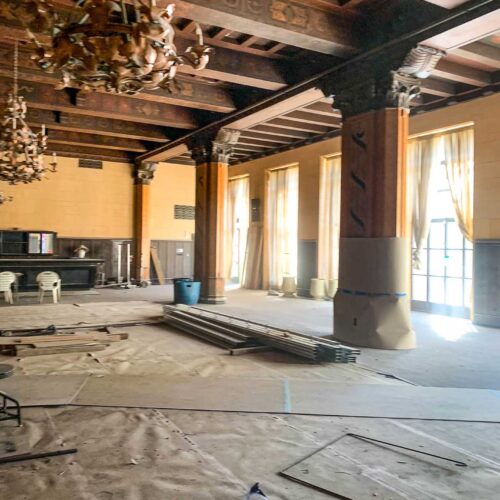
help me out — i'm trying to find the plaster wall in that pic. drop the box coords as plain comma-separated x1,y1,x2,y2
0,157,195,241
0,157,134,238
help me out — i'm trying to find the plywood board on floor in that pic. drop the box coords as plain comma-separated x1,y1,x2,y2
0,301,162,330
0,374,482,422
74,375,285,413
280,427,500,500
0,374,88,406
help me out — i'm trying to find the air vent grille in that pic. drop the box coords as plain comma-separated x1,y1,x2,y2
174,205,195,220
79,159,103,169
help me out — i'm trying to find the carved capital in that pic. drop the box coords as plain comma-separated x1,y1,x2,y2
188,128,241,165
319,44,445,118
135,161,158,185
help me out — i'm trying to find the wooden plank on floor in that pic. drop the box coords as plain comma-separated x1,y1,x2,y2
151,246,166,284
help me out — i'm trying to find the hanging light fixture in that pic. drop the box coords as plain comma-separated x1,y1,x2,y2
0,41,57,185
17,0,213,95
0,193,14,205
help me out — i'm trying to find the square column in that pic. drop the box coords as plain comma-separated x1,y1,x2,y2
321,46,445,349
134,162,157,284
188,129,240,304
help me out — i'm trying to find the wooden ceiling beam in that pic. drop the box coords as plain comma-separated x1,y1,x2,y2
46,144,136,163
239,131,291,144
451,42,500,70
424,8,500,50
176,28,287,60
302,101,343,117
39,130,149,153
0,77,199,128
432,59,492,86
172,0,359,56
0,21,287,92
420,77,456,97
175,37,287,90
0,42,237,113
284,110,342,127
25,109,170,143
139,0,499,162
265,118,332,134
238,137,285,148
249,125,312,140
229,88,326,130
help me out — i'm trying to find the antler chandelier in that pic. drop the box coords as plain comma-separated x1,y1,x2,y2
0,193,13,205
0,41,57,186
20,0,213,95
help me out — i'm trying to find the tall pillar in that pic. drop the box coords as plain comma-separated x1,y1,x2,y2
188,129,240,304
134,161,157,284
322,45,444,349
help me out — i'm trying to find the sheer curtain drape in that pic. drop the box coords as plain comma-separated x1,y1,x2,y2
408,136,439,269
266,166,299,290
225,176,249,283
442,127,474,241
318,155,341,281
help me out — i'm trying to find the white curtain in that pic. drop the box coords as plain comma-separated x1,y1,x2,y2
318,156,341,281
442,127,474,241
408,136,439,269
267,166,299,290
225,176,249,282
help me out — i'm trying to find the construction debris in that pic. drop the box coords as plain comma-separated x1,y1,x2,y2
163,305,360,363
0,448,77,465
0,328,128,357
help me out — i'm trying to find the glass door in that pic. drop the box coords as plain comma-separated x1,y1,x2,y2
412,219,473,317
411,162,473,317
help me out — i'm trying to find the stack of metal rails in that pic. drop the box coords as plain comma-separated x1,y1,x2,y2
163,305,360,363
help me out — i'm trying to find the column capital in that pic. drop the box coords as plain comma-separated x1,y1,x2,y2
187,128,241,165
134,161,158,185
319,45,444,118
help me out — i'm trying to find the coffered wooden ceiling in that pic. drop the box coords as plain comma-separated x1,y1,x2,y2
0,0,498,165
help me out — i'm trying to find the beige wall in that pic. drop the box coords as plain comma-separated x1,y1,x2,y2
0,157,195,241
230,93,500,242
0,157,134,238
150,163,195,240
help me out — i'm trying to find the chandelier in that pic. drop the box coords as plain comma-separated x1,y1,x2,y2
19,0,213,95
0,41,57,186
0,193,13,205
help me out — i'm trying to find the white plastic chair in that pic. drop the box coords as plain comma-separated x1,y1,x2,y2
0,271,16,305
36,271,61,304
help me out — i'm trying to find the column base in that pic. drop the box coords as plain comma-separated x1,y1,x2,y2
198,296,227,305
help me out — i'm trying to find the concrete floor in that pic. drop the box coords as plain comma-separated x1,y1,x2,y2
2,288,500,498
3,285,500,389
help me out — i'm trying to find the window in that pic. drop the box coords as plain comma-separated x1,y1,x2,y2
318,155,341,284
266,165,299,289
225,176,250,287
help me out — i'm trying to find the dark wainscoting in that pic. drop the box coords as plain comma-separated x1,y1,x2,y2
150,240,194,283
56,238,132,281
473,239,500,327
57,238,194,284
297,239,317,297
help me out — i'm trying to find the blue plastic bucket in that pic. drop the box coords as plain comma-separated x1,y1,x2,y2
174,280,201,305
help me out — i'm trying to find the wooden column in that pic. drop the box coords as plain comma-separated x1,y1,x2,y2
340,108,410,240
327,63,429,349
134,162,157,284
189,129,240,304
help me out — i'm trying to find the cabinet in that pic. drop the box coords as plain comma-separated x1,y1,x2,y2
0,230,56,256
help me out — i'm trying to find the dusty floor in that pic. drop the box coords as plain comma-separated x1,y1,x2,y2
1,291,500,498
5,286,499,389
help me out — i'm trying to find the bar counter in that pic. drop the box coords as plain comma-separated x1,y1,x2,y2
0,258,104,291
